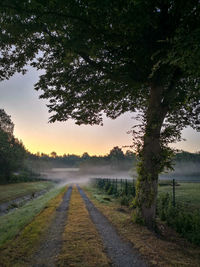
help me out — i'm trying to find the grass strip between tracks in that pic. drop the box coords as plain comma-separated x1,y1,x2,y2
84,186,200,267
0,186,67,267
58,185,111,267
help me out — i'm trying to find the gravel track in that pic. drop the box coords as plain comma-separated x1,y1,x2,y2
78,185,147,267
30,186,72,267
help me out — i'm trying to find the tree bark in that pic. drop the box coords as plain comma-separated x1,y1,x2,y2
134,84,167,229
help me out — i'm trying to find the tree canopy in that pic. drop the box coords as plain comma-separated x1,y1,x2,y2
0,1,199,126
0,0,200,227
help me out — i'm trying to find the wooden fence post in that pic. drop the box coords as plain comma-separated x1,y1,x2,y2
172,179,176,207
125,179,128,195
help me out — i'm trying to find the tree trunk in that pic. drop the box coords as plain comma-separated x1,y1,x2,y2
134,85,167,229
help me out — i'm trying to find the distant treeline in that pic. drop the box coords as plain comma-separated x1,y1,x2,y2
26,148,200,174
175,151,200,162
26,147,136,172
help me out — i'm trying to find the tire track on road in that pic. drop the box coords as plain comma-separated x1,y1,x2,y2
30,186,72,267
78,185,147,267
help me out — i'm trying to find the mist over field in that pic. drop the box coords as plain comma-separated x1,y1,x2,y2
39,160,200,185
161,161,200,181
41,166,134,186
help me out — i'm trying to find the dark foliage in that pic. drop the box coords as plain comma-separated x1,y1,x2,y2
0,110,26,183
157,193,200,245
94,178,135,206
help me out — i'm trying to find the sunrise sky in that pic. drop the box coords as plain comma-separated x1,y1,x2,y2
0,67,200,156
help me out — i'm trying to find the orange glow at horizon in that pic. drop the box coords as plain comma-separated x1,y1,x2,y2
13,114,134,156
14,131,133,156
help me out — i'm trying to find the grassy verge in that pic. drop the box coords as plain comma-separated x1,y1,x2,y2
0,181,54,204
158,182,200,210
84,185,200,267
0,186,66,247
58,186,111,267
0,186,67,267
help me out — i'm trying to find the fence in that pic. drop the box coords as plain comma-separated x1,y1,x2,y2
93,178,136,198
92,177,200,245
93,177,177,204
93,177,200,208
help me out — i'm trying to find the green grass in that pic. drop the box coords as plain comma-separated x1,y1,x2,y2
90,180,200,210
158,182,200,210
84,186,116,204
0,185,65,246
0,181,54,204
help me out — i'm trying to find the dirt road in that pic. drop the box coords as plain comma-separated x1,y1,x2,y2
0,184,147,267
29,185,146,267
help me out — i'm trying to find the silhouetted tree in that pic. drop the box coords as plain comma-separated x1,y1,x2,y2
108,146,124,169
125,150,135,160
82,152,90,160
50,151,57,158
0,110,26,182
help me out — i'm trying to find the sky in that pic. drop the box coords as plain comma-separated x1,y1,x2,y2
0,68,200,156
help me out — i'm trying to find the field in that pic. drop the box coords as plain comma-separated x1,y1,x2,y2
93,178,200,210
158,182,200,210
0,181,54,204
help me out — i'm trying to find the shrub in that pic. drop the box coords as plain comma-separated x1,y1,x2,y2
157,193,200,245
105,182,111,192
107,184,115,195
120,195,132,206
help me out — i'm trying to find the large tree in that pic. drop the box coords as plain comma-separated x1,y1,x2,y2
0,0,200,227
0,110,26,182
